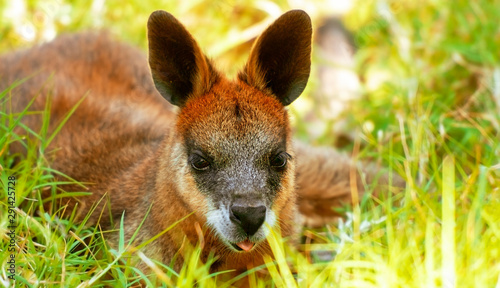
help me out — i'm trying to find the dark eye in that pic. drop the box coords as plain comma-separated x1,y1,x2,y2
190,154,211,171
270,152,288,168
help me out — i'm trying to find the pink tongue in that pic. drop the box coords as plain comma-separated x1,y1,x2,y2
236,240,254,252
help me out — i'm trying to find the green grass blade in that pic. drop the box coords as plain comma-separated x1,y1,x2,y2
442,155,456,288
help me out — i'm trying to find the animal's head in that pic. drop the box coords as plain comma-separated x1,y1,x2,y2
148,10,311,252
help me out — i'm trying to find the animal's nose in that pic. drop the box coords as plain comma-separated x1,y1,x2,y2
230,205,266,236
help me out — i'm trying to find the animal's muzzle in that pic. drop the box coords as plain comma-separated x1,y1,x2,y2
229,205,266,236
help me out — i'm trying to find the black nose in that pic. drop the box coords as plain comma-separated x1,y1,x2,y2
230,205,266,236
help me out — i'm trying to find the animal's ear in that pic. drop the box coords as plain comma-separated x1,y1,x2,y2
239,10,312,106
147,10,217,107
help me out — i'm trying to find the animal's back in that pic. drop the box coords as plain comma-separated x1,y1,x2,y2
0,32,176,218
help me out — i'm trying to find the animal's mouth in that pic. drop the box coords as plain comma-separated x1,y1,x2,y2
230,239,255,252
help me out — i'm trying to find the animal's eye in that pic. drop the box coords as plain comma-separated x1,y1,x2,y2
190,154,211,171
270,152,288,168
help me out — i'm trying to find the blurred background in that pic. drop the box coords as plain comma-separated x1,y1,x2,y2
1,0,499,172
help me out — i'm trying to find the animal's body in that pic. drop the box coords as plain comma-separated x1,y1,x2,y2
1,10,393,274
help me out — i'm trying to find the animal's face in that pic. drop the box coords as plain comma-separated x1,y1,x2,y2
147,9,311,252
177,81,294,251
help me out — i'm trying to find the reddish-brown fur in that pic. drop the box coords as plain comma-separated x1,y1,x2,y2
1,10,402,281
0,10,310,274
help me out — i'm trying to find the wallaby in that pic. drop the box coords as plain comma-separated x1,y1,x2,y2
1,10,399,275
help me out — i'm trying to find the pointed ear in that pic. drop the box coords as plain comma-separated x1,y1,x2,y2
239,10,312,106
147,10,217,107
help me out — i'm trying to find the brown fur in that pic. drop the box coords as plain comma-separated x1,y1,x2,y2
294,142,405,227
1,10,402,279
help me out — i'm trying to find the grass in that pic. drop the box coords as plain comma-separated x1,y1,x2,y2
1,0,500,287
